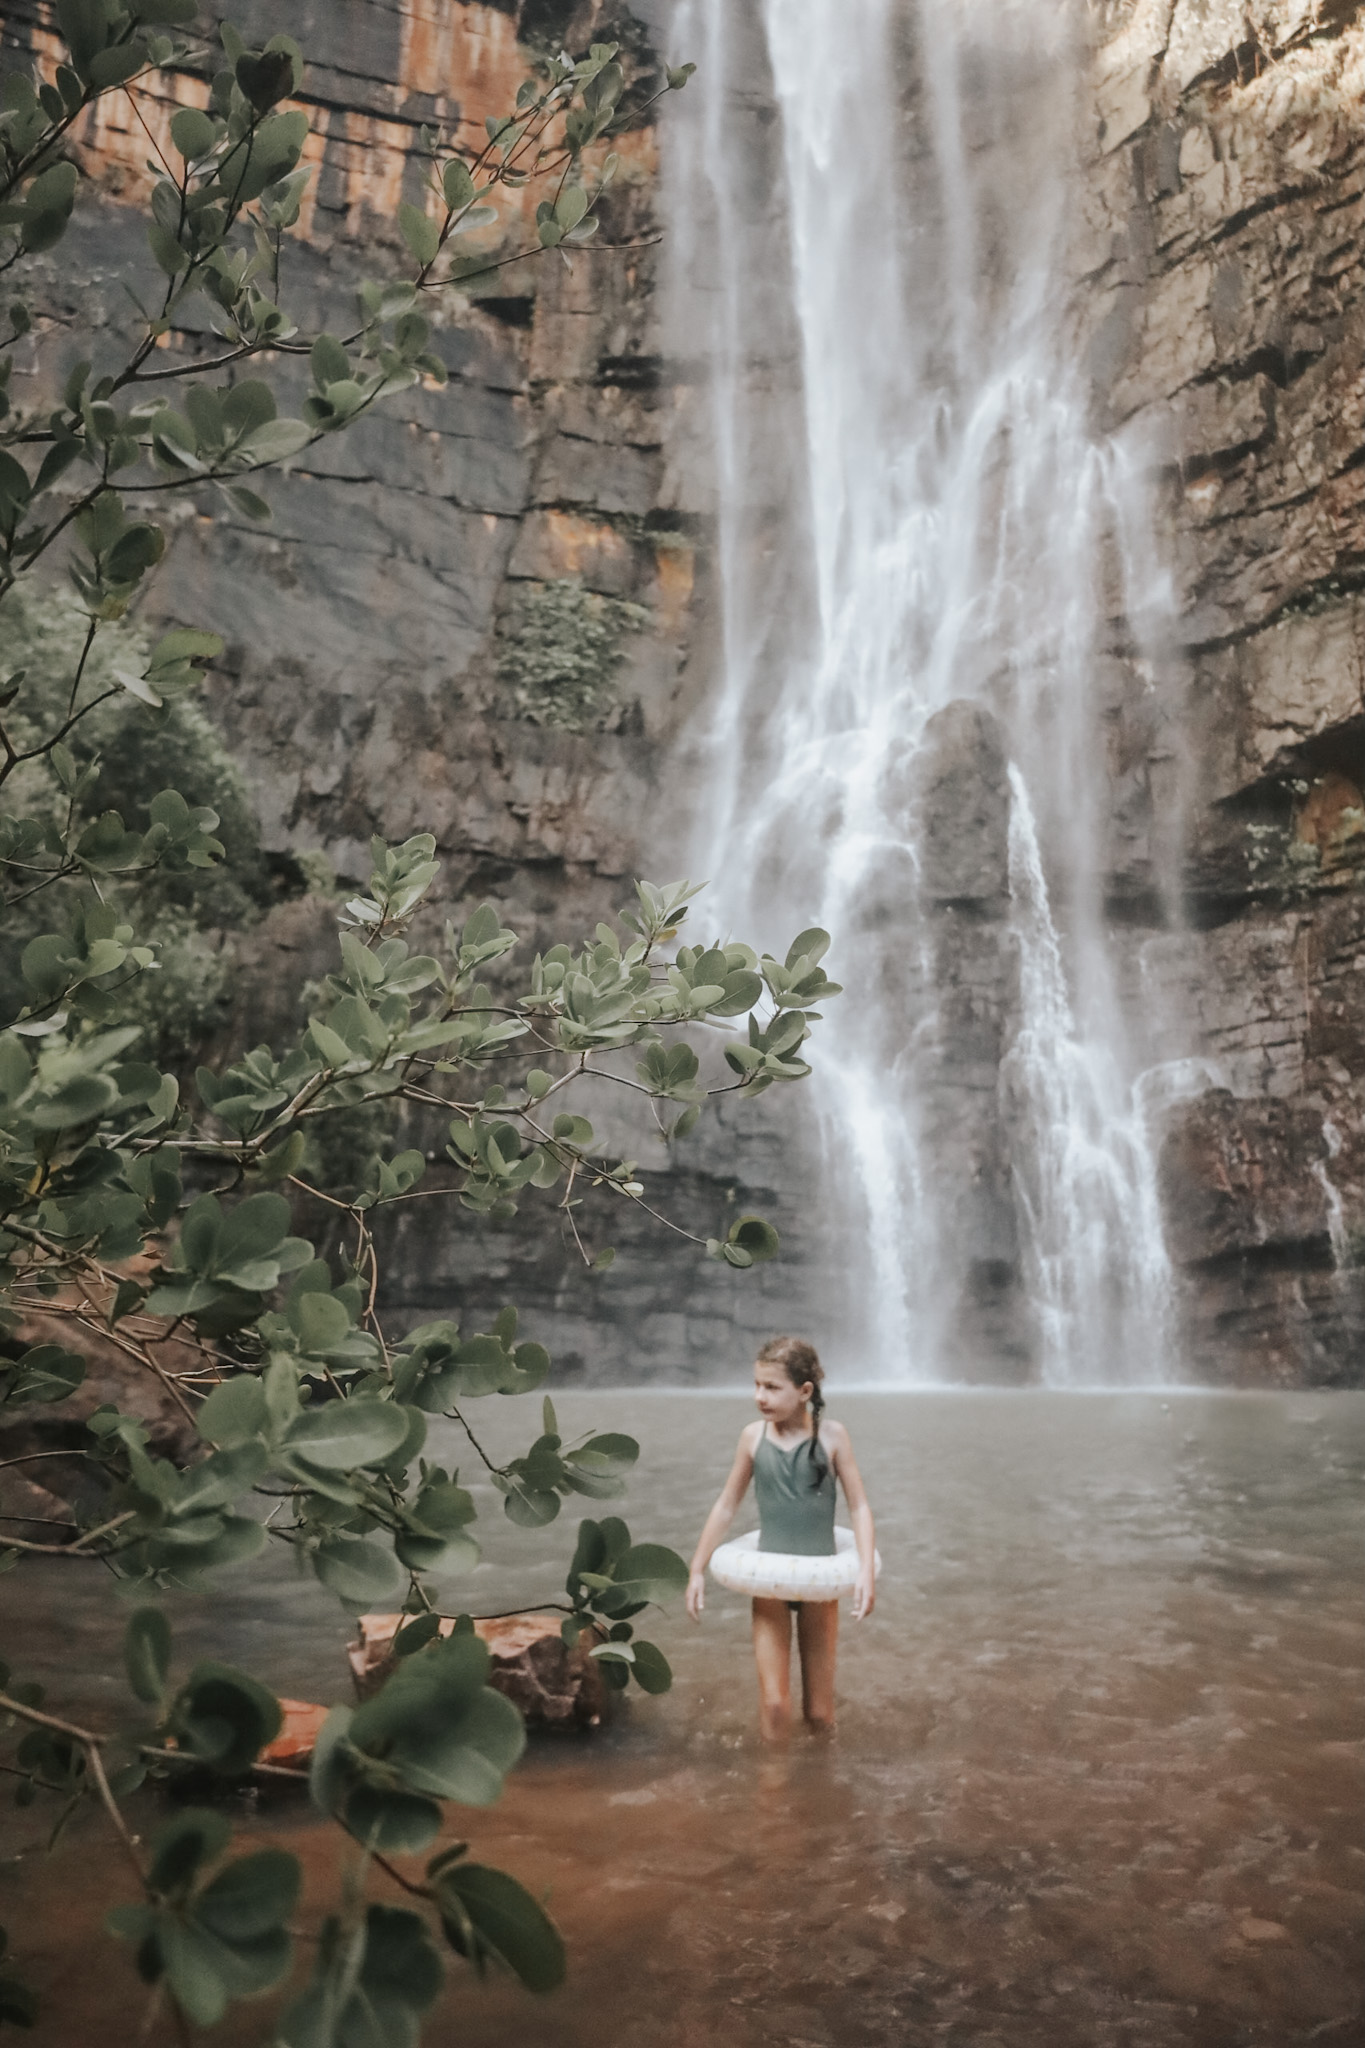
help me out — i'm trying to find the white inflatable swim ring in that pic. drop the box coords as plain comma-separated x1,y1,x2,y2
708,1526,881,1604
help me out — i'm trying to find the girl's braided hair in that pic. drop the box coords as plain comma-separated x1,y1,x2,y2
757,1334,828,1488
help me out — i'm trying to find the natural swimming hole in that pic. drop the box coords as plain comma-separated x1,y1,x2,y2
3,1391,1362,2046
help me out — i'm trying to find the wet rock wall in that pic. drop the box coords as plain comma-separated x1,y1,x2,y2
1082,0,1365,1382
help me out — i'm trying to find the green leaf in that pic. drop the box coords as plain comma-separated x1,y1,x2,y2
87,44,143,89
504,1485,559,1529
19,161,78,254
289,1290,352,1355
728,1214,780,1265
147,1808,232,1898
195,1849,300,1941
0,452,31,516
235,48,294,112
169,106,216,159
167,1665,282,1776
55,0,106,72
610,1542,689,1605
196,1374,269,1449
627,1638,672,1693
2,1344,85,1405
222,381,276,438
224,483,273,521
442,158,475,211
348,1635,524,1805
286,1398,410,1470
433,1864,565,1993
124,1606,171,1705
393,1613,442,1657
310,333,349,389
215,1191,304,1274
554,185,588,231
0,1967,36,2027
237,417,311,465
590,1641,634,1670
342,1785,442,1855
567,1432,637,1472
159,1917,229,2028
312,1535,403,1608
148,220,188,275
364,1902,445,2005
398,201,440,266
105,521,165,585
786,926,830,969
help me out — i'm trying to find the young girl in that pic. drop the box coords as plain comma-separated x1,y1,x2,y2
686,1335,876,1738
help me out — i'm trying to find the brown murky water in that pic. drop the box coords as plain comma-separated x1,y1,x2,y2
3,1391,1363,2046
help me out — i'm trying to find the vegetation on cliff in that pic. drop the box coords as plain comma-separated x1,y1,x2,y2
0,9,830,2042
497,575,648,730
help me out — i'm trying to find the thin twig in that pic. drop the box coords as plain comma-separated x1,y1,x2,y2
372,1851,429,1899
138,1743,305,1783
0,1692,97,1743
69,1508,136,1552
445,1405,502,1476
86,1738,147,1887
0,1450,92,1470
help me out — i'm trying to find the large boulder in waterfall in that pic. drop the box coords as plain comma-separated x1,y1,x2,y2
906,701,1011,908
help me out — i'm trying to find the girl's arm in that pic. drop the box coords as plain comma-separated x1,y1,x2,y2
685,1425,759,1619
829,1423,876,1620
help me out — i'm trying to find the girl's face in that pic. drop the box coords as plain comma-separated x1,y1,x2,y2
754,1362,813,1428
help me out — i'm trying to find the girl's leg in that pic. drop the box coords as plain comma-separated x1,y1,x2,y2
751,1598,793,1740
796,1599,839,1731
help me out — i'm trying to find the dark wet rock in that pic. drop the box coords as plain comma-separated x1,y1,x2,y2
1159,1089,1332,1268
906,701,1011,909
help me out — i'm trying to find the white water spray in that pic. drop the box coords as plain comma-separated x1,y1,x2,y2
1002,771,1174,1384
666,0,1178,1383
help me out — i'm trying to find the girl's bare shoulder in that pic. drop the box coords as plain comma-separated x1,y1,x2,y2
822,1417,853,1453
738,1418,763,1450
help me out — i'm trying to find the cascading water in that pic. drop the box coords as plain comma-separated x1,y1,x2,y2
665,0,1179,1384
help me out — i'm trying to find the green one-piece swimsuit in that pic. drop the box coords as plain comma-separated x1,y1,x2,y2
754,1423,837,1555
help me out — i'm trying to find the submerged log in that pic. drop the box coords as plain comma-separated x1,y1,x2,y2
347,1612,608,1731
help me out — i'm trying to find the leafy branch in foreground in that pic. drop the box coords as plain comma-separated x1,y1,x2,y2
1,1614,568,2033
0,6,839,2043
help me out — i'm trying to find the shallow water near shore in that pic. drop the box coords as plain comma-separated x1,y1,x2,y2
3,1390,1363,2046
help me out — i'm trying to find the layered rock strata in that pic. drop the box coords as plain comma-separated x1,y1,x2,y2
1081,0,1365,1381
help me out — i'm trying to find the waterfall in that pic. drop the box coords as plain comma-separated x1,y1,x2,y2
665,0,1178,1384
1002,771,1174,1385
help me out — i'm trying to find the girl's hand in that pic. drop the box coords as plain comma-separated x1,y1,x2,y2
686,1569,706,1621
852,1570,875,1621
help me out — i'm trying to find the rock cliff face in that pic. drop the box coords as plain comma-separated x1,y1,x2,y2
1079,0,1365,1381
7,0,1365,1384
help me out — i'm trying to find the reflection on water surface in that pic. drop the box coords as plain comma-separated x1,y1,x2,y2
3,1392,1362,2046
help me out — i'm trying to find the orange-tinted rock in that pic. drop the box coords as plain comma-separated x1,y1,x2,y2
348,1611,608,1730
